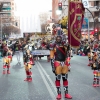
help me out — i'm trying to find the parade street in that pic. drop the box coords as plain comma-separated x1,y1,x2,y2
0,53,100,100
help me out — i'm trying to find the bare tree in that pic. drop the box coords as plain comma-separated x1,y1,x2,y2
2,25,20,35
12,26,20,34
0,16,20,34
41,23,46,33
39,12,50,33
39,12,49,24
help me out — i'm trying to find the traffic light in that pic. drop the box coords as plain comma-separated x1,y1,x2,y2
95,28,98,35
95,28,97,32
94,28,98,36
58,3,62,10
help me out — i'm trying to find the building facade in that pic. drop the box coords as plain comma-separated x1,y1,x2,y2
52,0,59,22
0,0,15,17
52,0,100,30
0,0,20,28
85,0,100,29
58,0,68,19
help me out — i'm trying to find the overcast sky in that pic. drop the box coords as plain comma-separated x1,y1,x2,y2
15,0,52,15
15,0,52,36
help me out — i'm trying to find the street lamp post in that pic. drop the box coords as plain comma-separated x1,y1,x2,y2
0,16,2,43
86,8,95,34
87,17,90,41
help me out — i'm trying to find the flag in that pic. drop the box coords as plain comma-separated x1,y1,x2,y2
68,1,85,47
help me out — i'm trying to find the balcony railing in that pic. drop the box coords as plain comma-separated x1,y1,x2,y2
88,6,99,12
89,0,100,1
89,17,100,22
0,0,12,2
0,12,11,15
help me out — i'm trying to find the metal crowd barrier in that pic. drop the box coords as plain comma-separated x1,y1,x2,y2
32,50,50,56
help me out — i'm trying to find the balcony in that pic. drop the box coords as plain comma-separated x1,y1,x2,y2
89,0,100,1
89,17,100,22
88,6,99,12
0,12,11,15
0,0,12,2
2,7,11,10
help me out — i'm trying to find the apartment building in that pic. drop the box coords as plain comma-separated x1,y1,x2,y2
86,0,100,29
52,0,59,22
0,0,20,28
0,0,15,17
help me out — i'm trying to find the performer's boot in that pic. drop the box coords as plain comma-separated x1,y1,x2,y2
56,87,61,99
7,70,10,74
55,80,62,99
24,76,28,81
93,77,96,87
88,63,90,66
64,87,72,99
88,59,91,66
28,71,32,82
32,60,35,65
28,76,32,82
63,80,72,99
3,65,6,74
2,70,6,74
96,78,100,87
7,65,10,74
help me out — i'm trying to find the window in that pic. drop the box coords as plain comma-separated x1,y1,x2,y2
12,3,14,5
12,7,14,10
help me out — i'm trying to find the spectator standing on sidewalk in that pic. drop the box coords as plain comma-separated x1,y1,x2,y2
14,40,21,64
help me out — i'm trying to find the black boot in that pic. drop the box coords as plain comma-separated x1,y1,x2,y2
64,86,72,99
93,80,96,87
97,78,99,87
56,87,62,99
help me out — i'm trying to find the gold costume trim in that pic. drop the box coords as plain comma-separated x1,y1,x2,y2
70,14,82,42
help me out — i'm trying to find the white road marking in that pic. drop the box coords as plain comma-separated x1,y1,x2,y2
37,61,64,100
37,61,56,92
36,63,55,100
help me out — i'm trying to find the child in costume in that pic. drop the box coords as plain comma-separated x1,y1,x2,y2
24,62,32,82
92,58,100,87
24,49,33,82
87,50,93,66
3,49,11,74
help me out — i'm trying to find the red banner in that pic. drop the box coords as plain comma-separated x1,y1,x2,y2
68,1,85,47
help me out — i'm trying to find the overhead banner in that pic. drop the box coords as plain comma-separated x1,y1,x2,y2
68,1,85,47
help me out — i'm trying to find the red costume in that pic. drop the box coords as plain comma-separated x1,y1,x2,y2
23,49,33,82
3,56,11,74
50,36,72,99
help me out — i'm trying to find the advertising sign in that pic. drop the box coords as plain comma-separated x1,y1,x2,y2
82,18,88,29
82,0,89,8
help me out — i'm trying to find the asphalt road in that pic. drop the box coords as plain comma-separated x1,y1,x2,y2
0,52,100,100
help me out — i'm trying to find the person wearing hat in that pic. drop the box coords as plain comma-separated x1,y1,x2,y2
2,47,11,74
50,35,72,99
14,41,21,63
92,58,100,87
23,49,33,82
